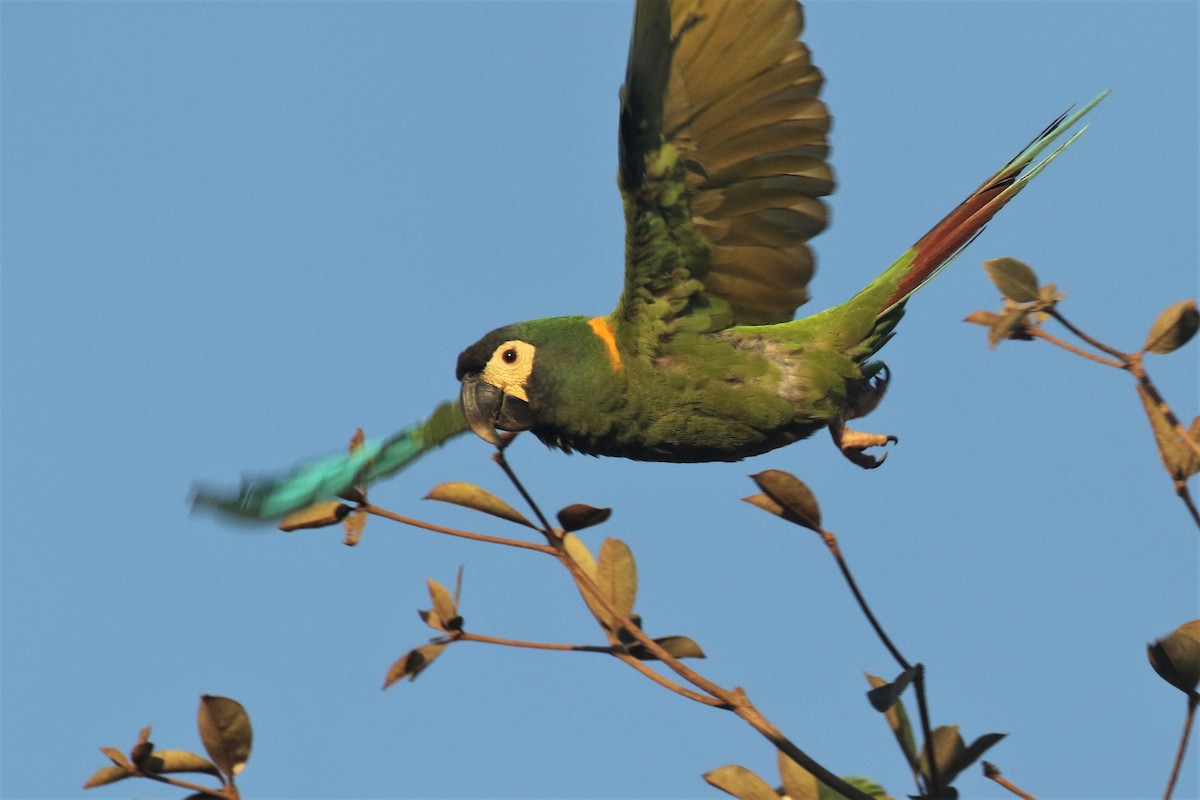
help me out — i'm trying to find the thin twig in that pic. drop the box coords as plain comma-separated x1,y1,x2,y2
821,529,940,797
984,762,1038,800
1163,694,1197,800
364,504,556,554
1049,308,1130,361
454,630,615,653
494,450,555,534
1027,325,1126,368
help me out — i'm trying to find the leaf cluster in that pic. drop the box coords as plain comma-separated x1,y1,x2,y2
84,695,252,800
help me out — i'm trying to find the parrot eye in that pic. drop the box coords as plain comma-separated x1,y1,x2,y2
502,348,518,364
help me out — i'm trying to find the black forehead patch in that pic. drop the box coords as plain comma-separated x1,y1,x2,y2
455,326,515,380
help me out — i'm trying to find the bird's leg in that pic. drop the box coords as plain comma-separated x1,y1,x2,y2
829,417,898,468
830,363,896,468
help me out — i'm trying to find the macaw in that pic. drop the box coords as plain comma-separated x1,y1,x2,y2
195,0,1103,520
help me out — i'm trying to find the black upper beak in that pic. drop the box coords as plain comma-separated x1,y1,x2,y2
460,376,534,446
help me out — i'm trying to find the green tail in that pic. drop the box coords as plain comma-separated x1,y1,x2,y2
193,400,468,521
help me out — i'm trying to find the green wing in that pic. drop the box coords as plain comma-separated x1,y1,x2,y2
614,0,833,342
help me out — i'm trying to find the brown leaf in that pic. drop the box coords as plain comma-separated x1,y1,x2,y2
197,695,252,778
1144,299,1199,355
425,482,533,528
777,751,820,800
562,532,611,628
749,470,821,532
99,746,131,770
83,765,131,789
426,578,461,632
703,764,781,800
1148,619,1200,695
139,749,221,777
557,503,612,532
1136,384,1200,481
278,501,351,532
342,506,367,546
630,635,706,661
383,642,448,687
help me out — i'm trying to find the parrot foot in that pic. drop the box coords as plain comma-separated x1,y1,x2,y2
829,417,898,469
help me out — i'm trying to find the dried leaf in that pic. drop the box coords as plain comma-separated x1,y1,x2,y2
562,532,611,628
749,470,821,532
703,764,781,800
597,538,637,619
962,310,1003,328
920,725,963,785
944,732,1006,785
278,501,351,532
99,746,131,770
777,751,820,800
83,765,131,789
866,666,918,712
557,503,612,532
987,307,1031,348
1136,384,1200,481
1148,619,1200,695
342,506,367,546
197,695,252,778
983,257,1040,302
348,428,365,452
139,749,221,777
383,642,448,687
425,482,533,528
1144,299,1199,355
630,635,706,661
866,673,919,773
427,578,461,632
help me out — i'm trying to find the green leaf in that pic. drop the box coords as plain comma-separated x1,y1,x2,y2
1144,299,1199,355
383,642,449,687
139,749,221,777
703,764,781,800
197,695,252,778
983,257,1040,302
425,481,533,528
82,765,131,789
426,578,461,632
597,538,637,619
865,673,920,773
1148,619,1200,695
748,470,821,532
278,501,351,532
1136,384,1200,481
866,666,918,712
557,503,612,532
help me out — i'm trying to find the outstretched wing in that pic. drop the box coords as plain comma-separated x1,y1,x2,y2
614,0,832,339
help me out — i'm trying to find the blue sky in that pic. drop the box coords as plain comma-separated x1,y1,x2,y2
3,2,1197,798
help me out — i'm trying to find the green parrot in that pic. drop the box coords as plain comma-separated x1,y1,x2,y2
195,0,1103,521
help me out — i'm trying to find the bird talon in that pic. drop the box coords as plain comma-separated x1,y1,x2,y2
830,420,897,469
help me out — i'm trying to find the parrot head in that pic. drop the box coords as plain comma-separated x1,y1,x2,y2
455,315,616,448
455,328,539,446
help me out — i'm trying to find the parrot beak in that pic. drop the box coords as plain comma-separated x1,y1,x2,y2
460,376,534,446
